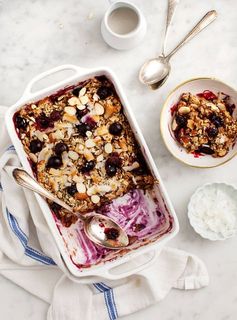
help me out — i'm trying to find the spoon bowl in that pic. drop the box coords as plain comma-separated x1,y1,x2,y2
139,56,171,85
13,168,129,249
139,10,217,89
85,214,130,249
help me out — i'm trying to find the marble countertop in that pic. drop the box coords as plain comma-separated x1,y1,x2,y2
0,0,237,319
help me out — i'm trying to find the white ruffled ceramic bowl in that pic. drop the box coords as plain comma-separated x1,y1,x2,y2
188,183,237,240
160,78,237,168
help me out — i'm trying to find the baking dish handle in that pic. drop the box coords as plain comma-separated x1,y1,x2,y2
99,250,160,280
20,64,90,102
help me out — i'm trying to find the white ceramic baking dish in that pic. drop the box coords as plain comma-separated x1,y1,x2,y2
5,64,179,279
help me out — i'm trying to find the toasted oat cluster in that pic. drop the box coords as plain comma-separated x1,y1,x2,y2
171,90,237,157
14,76,154,226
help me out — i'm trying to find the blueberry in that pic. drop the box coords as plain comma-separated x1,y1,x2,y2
109,122,123,136
29,139,43,153
97,86,112,99
50,110,61,121
76,123,92,137
175,114,187,128
209,114,224,127
47,155,63,168
66,184,77,196
105,164,117,177
36,113,53,129
72,87,82,97
104,228,119,240
81,160,95,173
105,153,122,168
207,127,218,138
76,107,89,120
15,115,28,130
197,145,214,155
226,104,235,115
54,142,68,155
133,223,146,232
50,202,61,213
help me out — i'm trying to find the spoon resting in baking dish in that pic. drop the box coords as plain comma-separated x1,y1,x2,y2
13,168,129,249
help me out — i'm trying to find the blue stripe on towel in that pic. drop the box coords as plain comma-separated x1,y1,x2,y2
93,282,118,320
6,208,56,266
6,145,15,151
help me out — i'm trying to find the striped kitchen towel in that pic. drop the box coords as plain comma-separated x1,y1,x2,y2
0,106,209,320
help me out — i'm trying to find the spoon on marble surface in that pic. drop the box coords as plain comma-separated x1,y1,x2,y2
13,168,129,249
139,10,217,90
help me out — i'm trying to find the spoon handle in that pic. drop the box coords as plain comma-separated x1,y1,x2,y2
13,168,75,215
161,0,180,56
166,10,217,60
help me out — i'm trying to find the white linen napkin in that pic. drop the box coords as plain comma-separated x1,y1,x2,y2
0,105,209,320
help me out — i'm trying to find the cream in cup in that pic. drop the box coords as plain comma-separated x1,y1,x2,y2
101,1,147,50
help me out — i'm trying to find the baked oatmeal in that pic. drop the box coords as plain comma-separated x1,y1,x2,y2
171,90,237,157
14,76,154,226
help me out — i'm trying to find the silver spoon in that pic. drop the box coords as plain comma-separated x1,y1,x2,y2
13,168,129,249
139,10,217,89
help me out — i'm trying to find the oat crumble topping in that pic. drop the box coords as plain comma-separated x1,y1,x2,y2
171,90,237,157
14,76,154,226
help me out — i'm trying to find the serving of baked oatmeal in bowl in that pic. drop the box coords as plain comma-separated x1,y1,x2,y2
160,78,237,168
6,65,178,278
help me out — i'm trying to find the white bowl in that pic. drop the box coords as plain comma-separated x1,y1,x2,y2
188,183,237,241
160,78,237,168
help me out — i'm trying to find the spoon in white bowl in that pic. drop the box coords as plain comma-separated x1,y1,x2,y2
139,10,217,89
13,168,129,249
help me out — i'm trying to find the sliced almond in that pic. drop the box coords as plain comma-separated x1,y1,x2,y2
93,93,99,101
87,186,97,196
86,131,92,137
68,97,80,106
85,139,95,148
91,194,100,204
96,154,104,162
178,106,190,114
77,104,86,111
94,103,105,115
217,103,226,110
29,153,37,163
84,149,94,161
76,182,86,193
68,150,79,160
123,161,140,172
63,113,78,124
79,87,86,97
38,147,52,162
96,125,108,136
171,118,178,131
49,168,61,176
52,130,64,140
104,142,113,154
97,185,111,194
73,175,83,183
206,102,218,111
80,95,89,105
65,106,76,115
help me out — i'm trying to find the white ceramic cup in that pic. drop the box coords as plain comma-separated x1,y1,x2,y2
101,0,147,50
